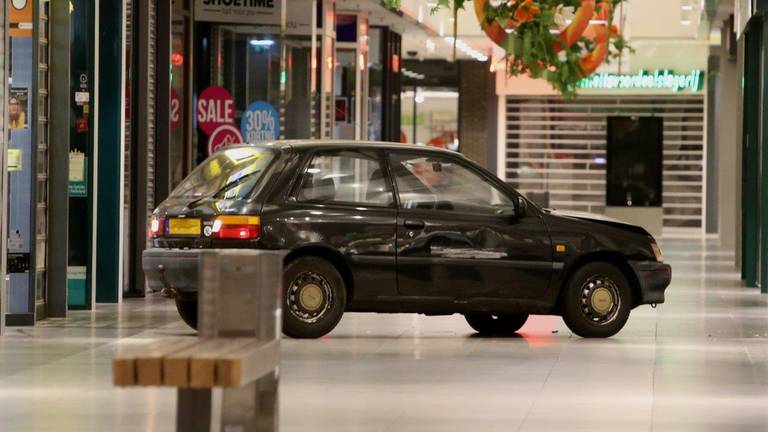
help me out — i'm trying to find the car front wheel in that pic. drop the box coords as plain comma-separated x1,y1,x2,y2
561,262,632,338
283,257,346,339
465,313,529,335
175,297,198,330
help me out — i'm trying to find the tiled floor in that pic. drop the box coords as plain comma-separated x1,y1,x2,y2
1,239,767,431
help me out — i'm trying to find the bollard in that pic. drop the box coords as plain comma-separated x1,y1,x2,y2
176,249,285,432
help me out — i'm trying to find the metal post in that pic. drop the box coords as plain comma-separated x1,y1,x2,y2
177,249,284,432
155,0,171,203
47,0,72,318
0,0,8,335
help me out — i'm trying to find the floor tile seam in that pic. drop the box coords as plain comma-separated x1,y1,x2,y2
649,315,659,432
513,336,570,432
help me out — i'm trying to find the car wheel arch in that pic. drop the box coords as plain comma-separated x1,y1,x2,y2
556,251,642,312
283,246,355,302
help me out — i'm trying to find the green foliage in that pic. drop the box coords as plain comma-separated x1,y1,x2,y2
383,0,631,98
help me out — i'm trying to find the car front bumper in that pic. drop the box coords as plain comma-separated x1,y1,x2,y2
142,248,200,295
629,260,672,305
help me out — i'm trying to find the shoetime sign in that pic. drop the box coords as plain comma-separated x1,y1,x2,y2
194,0,281,25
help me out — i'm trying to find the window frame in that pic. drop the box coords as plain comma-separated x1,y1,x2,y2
385,149,521,217
289,148,397,209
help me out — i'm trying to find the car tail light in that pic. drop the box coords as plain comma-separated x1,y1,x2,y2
211,216,261,240
149,216,165,238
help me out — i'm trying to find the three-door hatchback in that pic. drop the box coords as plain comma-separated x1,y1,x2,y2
143,141,671,338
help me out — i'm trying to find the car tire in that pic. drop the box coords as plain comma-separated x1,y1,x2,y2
283,257,346,339
465,313,529,335
561,262,632,338
175,297,198,330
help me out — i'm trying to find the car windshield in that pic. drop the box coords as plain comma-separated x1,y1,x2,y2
170,147,275,199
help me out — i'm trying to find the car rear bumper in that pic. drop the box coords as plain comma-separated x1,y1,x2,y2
142,248,200,294
629,260,672,305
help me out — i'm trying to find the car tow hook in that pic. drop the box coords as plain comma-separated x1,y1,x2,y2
161,287,178,299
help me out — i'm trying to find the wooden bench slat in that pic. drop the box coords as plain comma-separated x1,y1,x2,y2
216,340,280,387
137,339,201,386
114,338,279,389
188,339,256,388
113,339,195,387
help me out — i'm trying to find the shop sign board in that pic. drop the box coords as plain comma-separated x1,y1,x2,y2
197,86,235,136
194,0,281,26
577,69,705,93
241,101,280,143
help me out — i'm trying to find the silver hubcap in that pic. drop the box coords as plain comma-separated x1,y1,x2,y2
287,272,333,324
580,276,620,325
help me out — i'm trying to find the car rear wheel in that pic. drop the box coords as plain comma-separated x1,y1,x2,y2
465,313,529,335
283,257,346,339
175,297,198,330
561,262,632,338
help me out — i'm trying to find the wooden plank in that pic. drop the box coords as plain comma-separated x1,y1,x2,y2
188,339,255,389
112,357,136,387
163,339,235,387
216,340,279,387
135,339,199,386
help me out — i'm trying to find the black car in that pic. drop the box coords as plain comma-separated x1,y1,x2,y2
143,141,671,339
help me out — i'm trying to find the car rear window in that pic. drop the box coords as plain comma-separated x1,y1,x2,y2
170,147,275,199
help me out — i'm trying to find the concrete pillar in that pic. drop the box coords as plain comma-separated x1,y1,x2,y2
458,60,497,172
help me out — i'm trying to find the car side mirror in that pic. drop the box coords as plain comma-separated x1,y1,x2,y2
496,205,519,224
517,196,527,217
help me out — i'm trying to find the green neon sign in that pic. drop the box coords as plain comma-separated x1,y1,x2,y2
577,69,705,93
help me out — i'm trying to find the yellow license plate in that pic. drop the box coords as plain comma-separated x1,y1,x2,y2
168,218,201,236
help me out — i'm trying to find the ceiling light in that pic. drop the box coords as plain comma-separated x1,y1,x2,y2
250,39,275,47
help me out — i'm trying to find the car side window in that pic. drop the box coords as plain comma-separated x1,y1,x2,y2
296,150,393,206
389,152,514,215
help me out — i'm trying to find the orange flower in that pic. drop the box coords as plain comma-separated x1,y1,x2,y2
514,0,540,23
610,24,620,38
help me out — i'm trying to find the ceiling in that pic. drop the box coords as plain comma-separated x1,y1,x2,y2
387,0,714,64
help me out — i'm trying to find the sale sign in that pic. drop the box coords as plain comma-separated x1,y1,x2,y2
170,88,181,132
241,101,281,143
197,86,234,135
208,124,243,156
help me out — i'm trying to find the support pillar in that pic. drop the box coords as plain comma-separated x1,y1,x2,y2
95,0,125,303
47,0,72,317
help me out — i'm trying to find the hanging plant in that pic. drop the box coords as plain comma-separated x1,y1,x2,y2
383,0,631,98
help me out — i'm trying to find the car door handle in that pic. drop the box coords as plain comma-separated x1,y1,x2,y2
403,220,425,229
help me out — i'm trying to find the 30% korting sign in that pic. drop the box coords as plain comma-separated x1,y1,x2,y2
241,101,281,143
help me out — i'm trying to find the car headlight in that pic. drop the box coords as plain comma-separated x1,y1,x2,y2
650,242,664,262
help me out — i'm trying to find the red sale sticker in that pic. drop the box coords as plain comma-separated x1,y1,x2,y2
196,86,235,136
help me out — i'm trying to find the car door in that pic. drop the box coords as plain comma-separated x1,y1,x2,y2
281,148,398,300
389,150,553,301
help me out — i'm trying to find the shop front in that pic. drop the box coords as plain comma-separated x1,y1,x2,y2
735,0,767,291
497,60,708,236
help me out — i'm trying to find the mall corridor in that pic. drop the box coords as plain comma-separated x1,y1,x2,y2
0,239,764,432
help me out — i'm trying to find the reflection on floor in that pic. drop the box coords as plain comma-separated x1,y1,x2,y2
1,239,767,431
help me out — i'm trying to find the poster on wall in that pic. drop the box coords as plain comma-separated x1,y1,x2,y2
208,125,244,156
194,0,281,25
8,88,27,129
241,101,280,143
8,0,32,37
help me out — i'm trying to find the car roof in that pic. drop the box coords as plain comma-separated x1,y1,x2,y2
224,140,460,156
